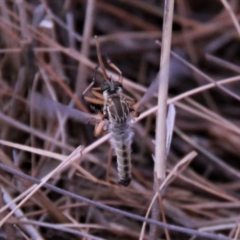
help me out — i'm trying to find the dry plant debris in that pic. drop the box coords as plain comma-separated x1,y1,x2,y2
0,0,240,239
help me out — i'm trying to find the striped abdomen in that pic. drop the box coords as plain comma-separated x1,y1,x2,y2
110,122,133,186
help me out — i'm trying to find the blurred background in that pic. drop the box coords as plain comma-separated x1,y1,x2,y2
0,0,240,239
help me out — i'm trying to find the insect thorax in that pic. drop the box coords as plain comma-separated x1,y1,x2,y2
105,94,130,124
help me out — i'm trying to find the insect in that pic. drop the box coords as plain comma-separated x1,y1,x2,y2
80,40,138,186
33,40,138,187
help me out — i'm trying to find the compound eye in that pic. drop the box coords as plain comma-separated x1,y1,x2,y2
101,82,110,92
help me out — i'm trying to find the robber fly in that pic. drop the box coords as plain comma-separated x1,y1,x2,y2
33,39,138,187
80,40,137,186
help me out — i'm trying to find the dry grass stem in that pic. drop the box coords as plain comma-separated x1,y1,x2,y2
150,0,174,238
155,0,174,181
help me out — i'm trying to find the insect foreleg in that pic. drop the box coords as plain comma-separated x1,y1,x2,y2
83,96,104,106
82,65,105,106
82,65,99,97
91,89,104,100
107,59,123,83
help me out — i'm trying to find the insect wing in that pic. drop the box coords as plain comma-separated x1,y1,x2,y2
166,103,176,156
135,72,159,113
30,93,101,125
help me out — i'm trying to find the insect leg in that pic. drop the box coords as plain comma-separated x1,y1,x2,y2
95,36,110,81
107,59,123,83
82,65,99,98
126,96,140,117
121,93,139,116
82,65,105,105
83,96,104,105
91,89,104,100
94,118,108,137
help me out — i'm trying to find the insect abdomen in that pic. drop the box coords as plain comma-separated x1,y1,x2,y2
110,123,133,187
